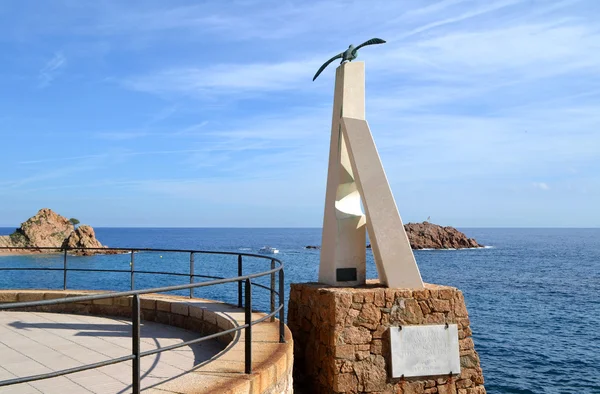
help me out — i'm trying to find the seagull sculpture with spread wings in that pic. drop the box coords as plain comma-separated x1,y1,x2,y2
312,38,386,81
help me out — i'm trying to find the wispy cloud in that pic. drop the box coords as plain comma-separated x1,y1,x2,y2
123,60,320,96
532,182,550,190
38,52,66,87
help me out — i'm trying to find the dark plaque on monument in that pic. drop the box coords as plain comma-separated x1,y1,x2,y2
336,268,357,282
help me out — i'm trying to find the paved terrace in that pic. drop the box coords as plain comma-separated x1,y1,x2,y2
0,291,293,394
0,311,224,393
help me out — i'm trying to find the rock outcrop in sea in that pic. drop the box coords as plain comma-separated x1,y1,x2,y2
307,221,483,250
402,221,483,249
0,208,117,255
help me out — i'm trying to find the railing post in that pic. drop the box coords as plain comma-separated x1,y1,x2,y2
237,255,243,308
245,278,252,374
63,248,68,290
270,259,275,322
279,267,285,343
130,251,135,290
189,252,195,299
132,295,141,394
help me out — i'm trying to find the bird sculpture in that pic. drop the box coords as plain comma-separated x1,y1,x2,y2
312,38,386,81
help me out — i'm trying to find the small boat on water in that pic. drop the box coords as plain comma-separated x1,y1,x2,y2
258,246,279,254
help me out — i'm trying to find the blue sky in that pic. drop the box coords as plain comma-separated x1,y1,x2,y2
0,0,598,227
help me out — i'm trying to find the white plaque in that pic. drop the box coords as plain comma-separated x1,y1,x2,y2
390,324,461,378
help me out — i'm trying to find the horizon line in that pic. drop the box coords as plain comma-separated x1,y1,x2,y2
1,226,599,229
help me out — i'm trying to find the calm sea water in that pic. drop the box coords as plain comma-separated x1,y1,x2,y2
0,227,598,394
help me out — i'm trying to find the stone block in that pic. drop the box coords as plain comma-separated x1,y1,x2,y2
459,338,474,351
402,381,425,394
140,298,156,310
390,298,424,324
17,293,43,302
456,379,473,389
92,297,113,305
438,289,454,300
203,310,217,325
155,311,170,324
156,300,171,312
171,302,189,316
190,306,203,319
333,373,358,393
43,292,65,300
341,326,372,345
0,292,18,302
353,355,387,392
431,299,451,313
113,297,131,307
466,387,486,394
141,309,156,321
373,290,385,307
454,302,468,318
460,353,480,369
413,289,430,300
216,314,233,330
424,313,446,324
419,301,432,315
358,303,380,329
169,313,185,328
370,339,383,355
334,344,355,359
372,325,387,339
337,292,353,308
438,383,457,394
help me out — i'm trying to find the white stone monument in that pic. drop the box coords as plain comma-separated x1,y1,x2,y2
318,62,424,289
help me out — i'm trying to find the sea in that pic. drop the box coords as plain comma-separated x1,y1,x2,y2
0,227,598,394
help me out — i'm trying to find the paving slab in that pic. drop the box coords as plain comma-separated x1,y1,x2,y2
0,311,225,394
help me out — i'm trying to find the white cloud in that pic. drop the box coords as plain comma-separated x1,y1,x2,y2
532,182,550,190
38,52,66,87
124,60,321,96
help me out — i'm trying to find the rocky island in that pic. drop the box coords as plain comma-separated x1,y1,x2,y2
401,221,482,249
0,208,118,256
306,221,483,250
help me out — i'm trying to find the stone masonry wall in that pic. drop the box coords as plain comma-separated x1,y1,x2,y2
288,280,485,394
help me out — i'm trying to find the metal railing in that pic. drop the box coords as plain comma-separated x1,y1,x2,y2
0,246,285,393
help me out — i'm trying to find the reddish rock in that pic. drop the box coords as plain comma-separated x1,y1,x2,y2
64,225,119,256
404,222,483,249
0,208,116,255
350,221,483,250
0,208,73,249
341,326,372,345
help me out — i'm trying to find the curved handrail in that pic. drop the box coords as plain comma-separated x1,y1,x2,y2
0,246,286,393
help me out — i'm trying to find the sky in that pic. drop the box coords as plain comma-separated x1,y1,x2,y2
0,0,599,228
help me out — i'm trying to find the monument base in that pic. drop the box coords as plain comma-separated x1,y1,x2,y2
288,280,486,394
